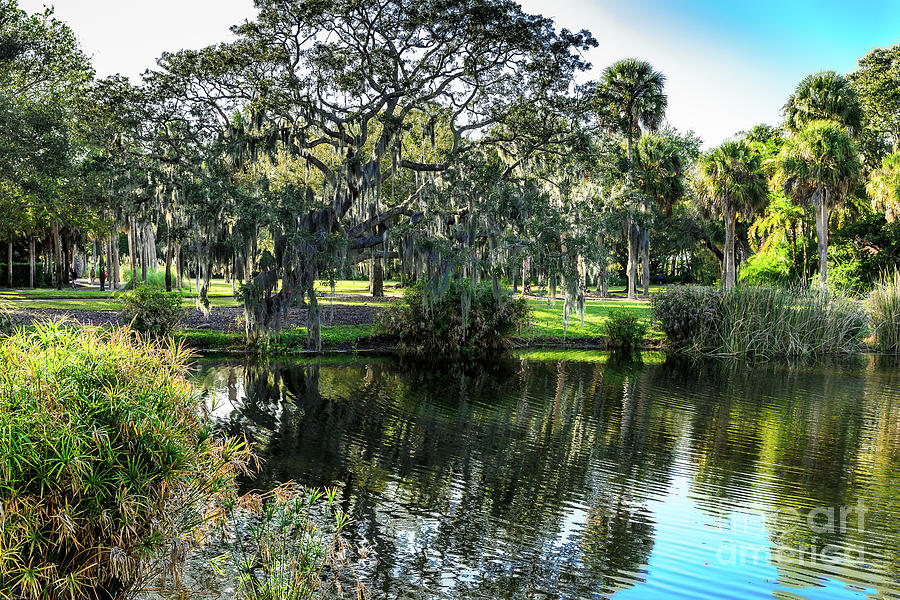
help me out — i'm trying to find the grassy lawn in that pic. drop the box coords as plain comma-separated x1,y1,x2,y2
4,279,662,348
522,298,658,340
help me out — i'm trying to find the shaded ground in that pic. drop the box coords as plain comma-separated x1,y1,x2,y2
9,294,391,332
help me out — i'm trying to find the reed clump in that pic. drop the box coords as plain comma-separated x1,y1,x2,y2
869,270,900,352
652,285,867,357
0,321,252,600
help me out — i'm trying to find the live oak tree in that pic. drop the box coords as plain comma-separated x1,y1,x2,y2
147,0,596,343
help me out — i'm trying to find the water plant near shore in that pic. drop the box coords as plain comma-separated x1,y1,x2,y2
869,270,900,352
652,285,867,357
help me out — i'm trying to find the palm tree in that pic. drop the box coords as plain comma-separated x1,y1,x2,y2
784,71,863,136
867,150,900,222
594,58,667,299
694,140,768,290
635,132,684,296
773,120,862,287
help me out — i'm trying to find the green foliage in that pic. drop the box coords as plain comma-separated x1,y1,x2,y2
783,71,863,135
223,484,359,600
828,212,900,294
381,279,530,358
119,285,184,336
739,250,791,286
869,270,900,352
652,285,867,357
867,150,900,221
122,266,192,291
0,262,44,287
604,309,648,352
0,322,251,599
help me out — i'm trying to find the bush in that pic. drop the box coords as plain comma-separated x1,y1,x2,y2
739,250,791,286
0,262,44,287
650,286,723,349
870,270,900,352
380,279,530,358
652,285,867,357
604,309,648,352
0,322,252,599
120,285,184,336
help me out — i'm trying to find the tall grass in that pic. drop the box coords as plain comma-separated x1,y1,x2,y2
869,270,900,352
0,321,252,599
122,266,192,291
653,285,867,357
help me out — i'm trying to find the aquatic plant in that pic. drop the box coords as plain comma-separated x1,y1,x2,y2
869,269,900,352
220,484,363,600
0,322,252,599
652,285,867,357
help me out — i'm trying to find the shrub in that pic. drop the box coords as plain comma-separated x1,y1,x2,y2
739,250,791,286
604,309,648,352
380,278,530,358
120,285,184,336
0,262,44,287
0,322,252,599
652,285,867,357
650,286,723,349
870,270,900,352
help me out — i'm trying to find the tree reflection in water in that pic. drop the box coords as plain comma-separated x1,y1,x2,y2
194,353,900,600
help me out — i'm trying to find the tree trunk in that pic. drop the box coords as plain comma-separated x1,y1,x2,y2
626,218,638,299
140,225,148,284
52,220,62,290
7,239,12,288
369,255,384,297
522,255,532,295
165,235,174,292
99,239,106,292
128,220,136,288
29,237,35,288
641,231,650,298
815,190,829,287
723,209,736,290
176,243,183,290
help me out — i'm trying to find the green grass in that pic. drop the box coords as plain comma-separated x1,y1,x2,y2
174,323,379,352
522,298,657,340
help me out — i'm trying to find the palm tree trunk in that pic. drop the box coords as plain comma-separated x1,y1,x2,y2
626,218,638,299
128,220,136,287
641,230,650,297
7,239,13,288
815,189,829,287
175,242,183,290
724,209,736,290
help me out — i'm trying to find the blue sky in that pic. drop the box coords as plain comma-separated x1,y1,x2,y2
19,0,900,147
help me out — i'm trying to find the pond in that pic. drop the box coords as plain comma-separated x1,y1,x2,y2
194,351,900,600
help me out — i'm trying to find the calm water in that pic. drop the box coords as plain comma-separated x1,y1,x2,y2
194,352,900,600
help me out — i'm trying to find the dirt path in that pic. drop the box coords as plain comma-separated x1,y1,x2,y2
9,301,388,332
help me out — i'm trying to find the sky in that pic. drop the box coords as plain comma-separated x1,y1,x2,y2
18,0,900,148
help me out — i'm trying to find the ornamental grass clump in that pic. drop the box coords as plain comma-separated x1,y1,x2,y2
869,270,900,352
652,285,866,357
0,321,252,600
